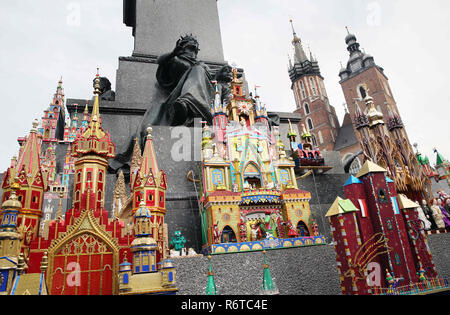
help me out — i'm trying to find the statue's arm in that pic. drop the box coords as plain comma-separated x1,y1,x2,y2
157,51,176,65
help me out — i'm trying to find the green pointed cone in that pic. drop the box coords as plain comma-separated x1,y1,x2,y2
436,150,447,166
206,256,218,295
261,251,278,295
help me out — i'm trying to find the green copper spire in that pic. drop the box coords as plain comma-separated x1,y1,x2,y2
434,148,447,167
206,256,218,295
260,251,279,295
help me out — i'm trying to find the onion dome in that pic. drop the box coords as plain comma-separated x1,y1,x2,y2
119,253,132,272
345,32,357,45
1,178,22,210
135,200,152,219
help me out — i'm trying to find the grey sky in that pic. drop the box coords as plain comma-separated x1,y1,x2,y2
0,0,448,172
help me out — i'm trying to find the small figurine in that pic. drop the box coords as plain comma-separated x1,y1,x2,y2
431,199,446,229
213,224,221,244
385,270,403,289
436,199,450,227
417,267,427,283
239,222,247,242
170,231,186,255
415,202,432,230
311,219,320,237
286,220,298,238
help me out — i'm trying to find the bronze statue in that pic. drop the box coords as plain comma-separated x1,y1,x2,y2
109,35,232,174
92,76,116,101
148,34,232,127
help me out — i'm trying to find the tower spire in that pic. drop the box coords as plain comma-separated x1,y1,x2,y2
289,18,308,63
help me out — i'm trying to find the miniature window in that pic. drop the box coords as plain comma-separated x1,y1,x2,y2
148,194,153,202
394,253,402,266
386,218,394,231
99,172,103,182
378,188,388,204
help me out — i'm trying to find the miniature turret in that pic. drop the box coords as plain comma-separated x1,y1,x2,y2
205,256,218,295
260,251,279,295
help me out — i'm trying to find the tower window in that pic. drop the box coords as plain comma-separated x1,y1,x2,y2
328,115,335,128
359,85,367,99
311,134,317,147
304,103,310,115
300,81,306,99
310,78,317,96
307,118,314,130
318,131,324,144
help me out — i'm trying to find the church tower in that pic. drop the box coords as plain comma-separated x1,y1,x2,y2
339,30,429,201
339,29,403,144
39,78,66,142
288,20,340,152
71,70,116,214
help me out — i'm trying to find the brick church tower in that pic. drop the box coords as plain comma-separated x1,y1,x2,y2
288,20,340,152
338,29,404,152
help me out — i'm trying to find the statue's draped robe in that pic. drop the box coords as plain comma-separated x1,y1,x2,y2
149,54,215,127
110,53,217,173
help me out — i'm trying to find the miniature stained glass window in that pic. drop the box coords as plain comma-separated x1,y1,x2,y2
394,253,402,266
378,188,388,204
123,274,129,285
386,218,393,231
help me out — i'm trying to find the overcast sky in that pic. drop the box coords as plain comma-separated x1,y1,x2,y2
0,0,448,172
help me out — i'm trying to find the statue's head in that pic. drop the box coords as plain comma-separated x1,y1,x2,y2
215,65,233,83
177,34,200,54
93,77,112,94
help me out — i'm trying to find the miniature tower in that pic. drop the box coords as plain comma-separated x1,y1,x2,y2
1,120,47,239
326,197,371,295
397,194,438,278
434,149,449,187
354,94,428,201
130,126,167,262
288,19,340,151
131,201,158,274
0,179,22,295
39,78,66,142
71,70,116,214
